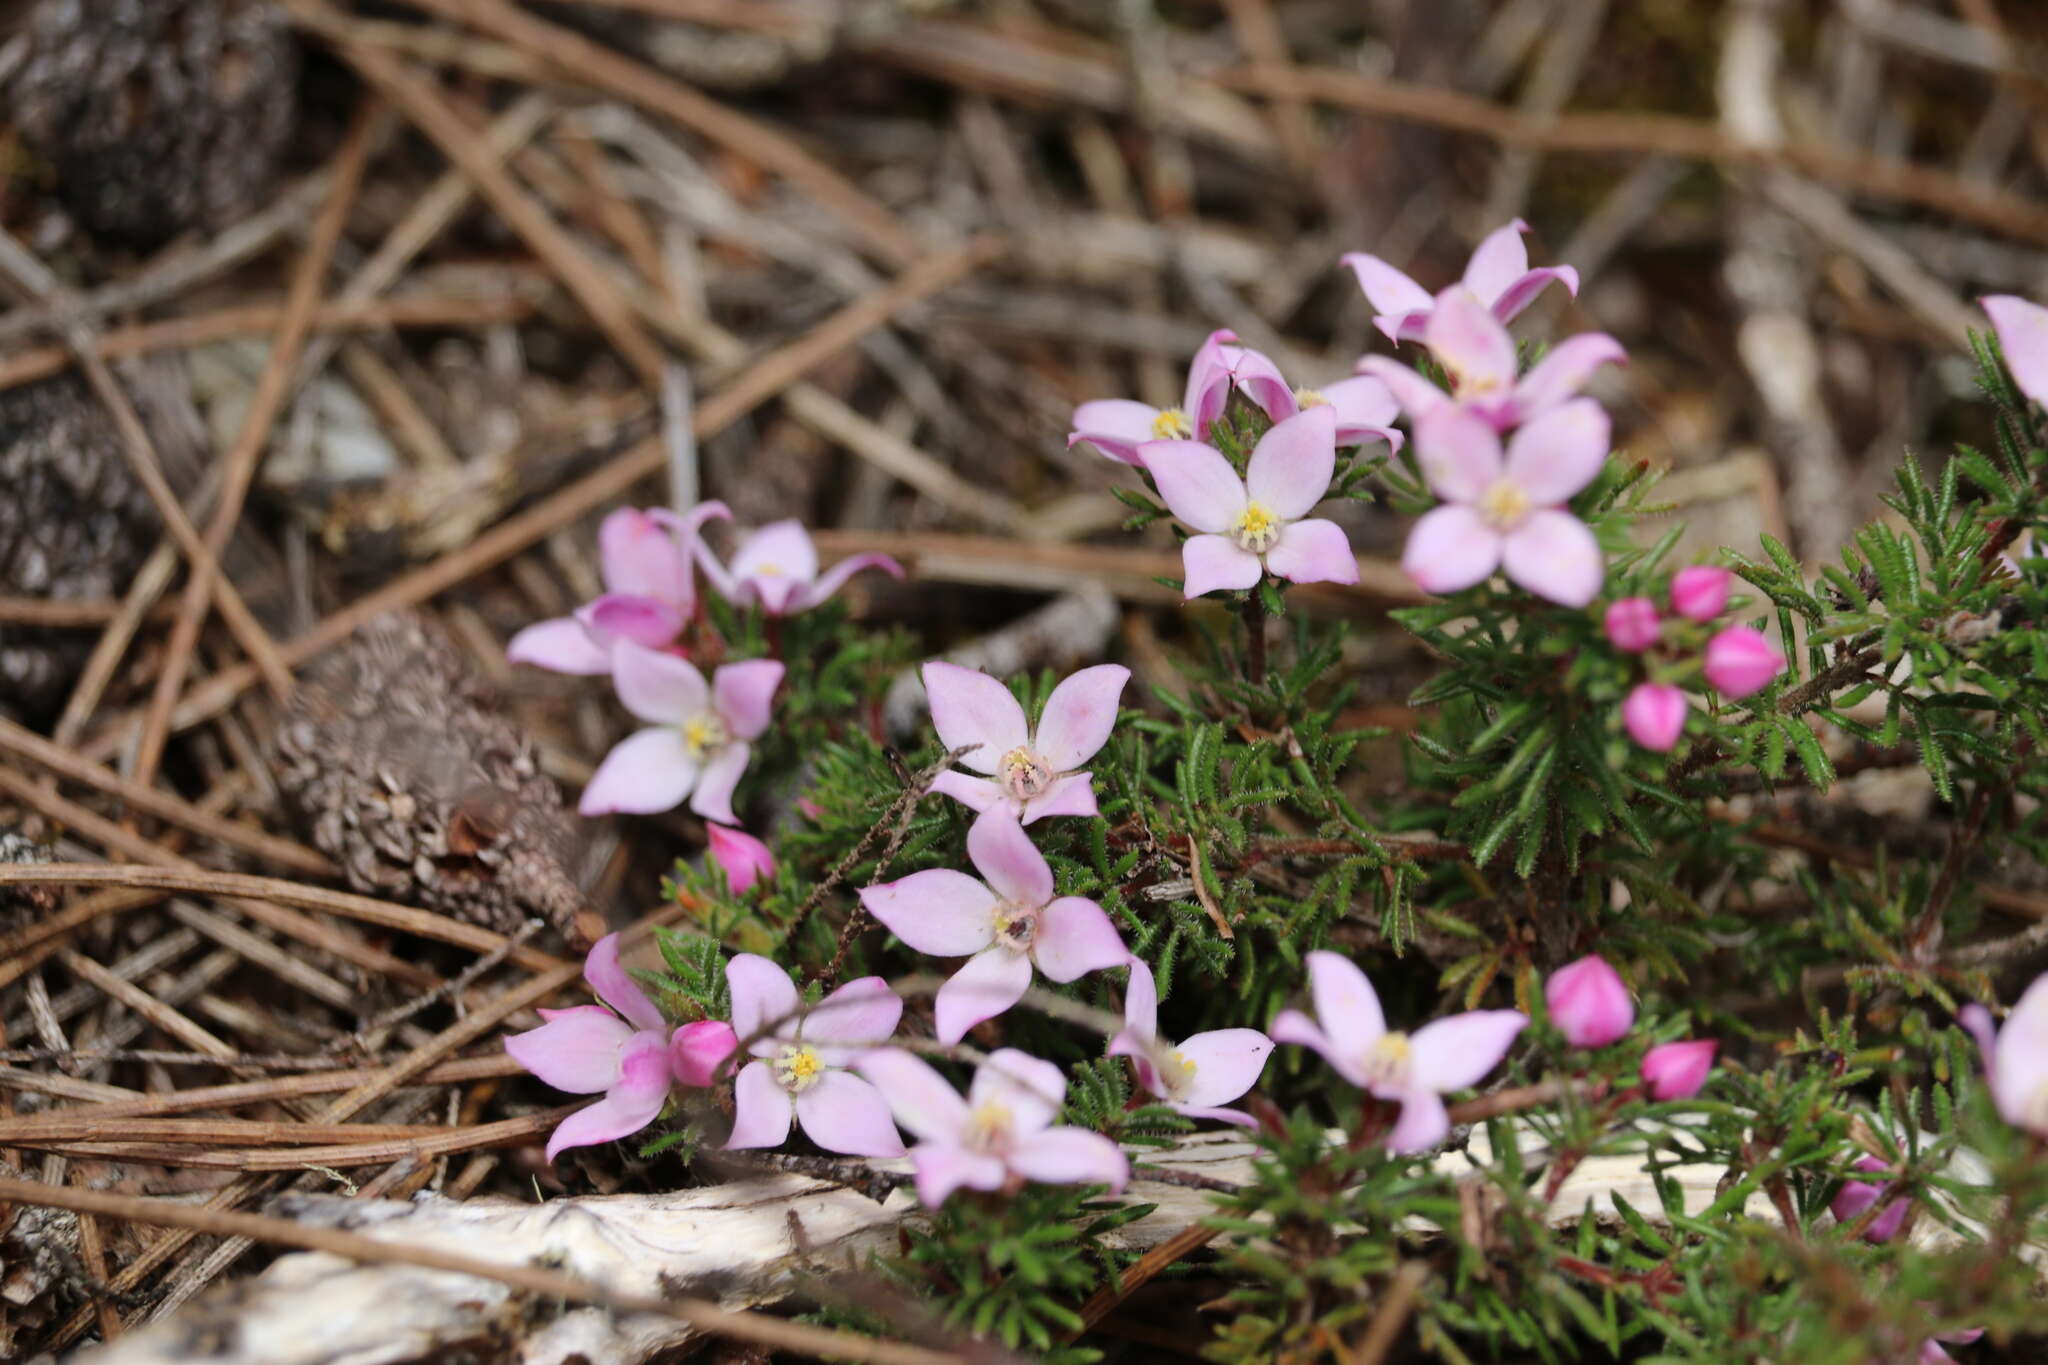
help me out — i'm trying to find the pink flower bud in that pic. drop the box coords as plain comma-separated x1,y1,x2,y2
1603,597,1660,652
1641,1039,1717,1100
1623,682,1687,752
670,1019,738,1087
1702,626,1784,699
1544,955,1635,1049
1669,565,1732,621
706,823,775,894
1831,1155,1908,1243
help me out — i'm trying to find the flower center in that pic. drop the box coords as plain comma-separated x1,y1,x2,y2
999,746,1054,801
772,1043,825,1094
1158,1047,1197,1099
1477,481,1531,532
966,1100,1013,1153
1151,408,1193,440
1359,1032,1413,1091
1446,360,1504,399
993,903,1039,953
682,713,731,759
753,561,785,578
1233,502,1283,553
1293,386,1328,409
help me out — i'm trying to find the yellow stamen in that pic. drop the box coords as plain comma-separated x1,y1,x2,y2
1293,387,1328,409
1362,1032,1412,1089
1233,502,1282,554
1477,481,1531,532
773,1044,825,1093
968,1101,1012,1150
682,714,731,759
1151,408,1194,440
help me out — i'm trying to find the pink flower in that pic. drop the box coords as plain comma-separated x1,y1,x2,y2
1831,1155,1909,1243
1108,959,1273,1126
1248,374,1404,452
1670,565,1733,621
1068,329,1288,464
693,518,902,617
1641,1039,1716,1100
706,823,775,894
1960,974,2048,1137
508,502,730,674
855,1047,1129,1206
921,660,1127,824
1343,220,1580,346
1357,286,1625,433
1604,596,1660,652
1623,682,1688,752
1138,406,1360,598
1982,294,2048,410
721,954,905,1158
579,642,783,823
1401,399,1608,606
860,809,1127,1044
1702,626,1784,699
505,933,736,1162
1270,950,1526,1152
1544,955,1634,1049
671,1019,740,1087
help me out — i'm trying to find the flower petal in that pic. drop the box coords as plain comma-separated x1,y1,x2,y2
505,1005,633,1094
855,1048,970,1142
724,1059,794,1150
1357,357,1451,421
967,808,1053,909
727,952,801,1045
731,520,819,586
1266,518,1359,587
860,869,998,958
1993,973,2048,1131
1413,405,1505,503
1306,950,1385,1046
1501,510,1603,607
1182,535,1264,599
1175,1029,1274,1108
671,1020,738,1087
1408,1009,1528,1092
795,1071,906,1157
799,551,904,611
508,617,611,674
1503,398,1610,505
1424,285,1517,396
687,741,751,826
611,641,710,725
1491,266,1578,324
1033,664,1130,772
1983,295,2048,409
713,659,784,740
1034,896,1129,983
923,662,1028,774
970,1048,1068,1134
1385,1090,1450,1154
1123,958,1160,1042
927,769,1003,813
579,728,700,816
1006,1127,1129,1193
1402,505,1503,596
580,594,685,650
599,507,688,602
1221,342,1296,423
1269,1008,1368,1087
1069,399,1165,465
1173,1103,1258,1127
1320,374,1400,434
1341,252,1434,328
804,975,903,1053
910,1144,1008,1207
934,947,1034,1044
1146,441,1249,534
585,932,667,1033
1510,333,1626,421
1245,406,1338,519
1183,330,1240,434
545,1032,672,1162
1021,773,1098,823
706,823,775,894
1461,220,1530,303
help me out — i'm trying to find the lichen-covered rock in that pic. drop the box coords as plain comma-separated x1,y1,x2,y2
10,0,298,248
274,612,590,937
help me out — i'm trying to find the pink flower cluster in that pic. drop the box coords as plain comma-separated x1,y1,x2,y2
1601,565,1786,752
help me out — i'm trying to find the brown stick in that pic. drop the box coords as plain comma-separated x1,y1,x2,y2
0,1055,522,1125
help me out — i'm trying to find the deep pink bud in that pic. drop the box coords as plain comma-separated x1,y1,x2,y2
1545,955,1635,1049
1641,1039,1717,1100
670,1019,739,1087
1831,1155,1908,1243
1623,682,1687,752
1603,597,1660,652
706,823,775,894
1702,626,1784,699
1669,565,1732,621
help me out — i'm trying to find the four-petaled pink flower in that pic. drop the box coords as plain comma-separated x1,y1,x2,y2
506,933,738,1162
1068,329,1288,464
1402,399,1609,607
1641,1039,1716,1100
580,642,783,823
694,518,901,617
1831,1155,1909,1244
1982,294,2048,410
1960,973,2048,1138
1270,950,1527,1153
859,808,1127,1044
1358,286,1624,433
1344,219,1580,346
722,954,905,1158
509,503,729,674
1109,959,1272,1126
855,1047,1129,1206
707,823,775,894
1139,406,1360,598
923,661,1128,823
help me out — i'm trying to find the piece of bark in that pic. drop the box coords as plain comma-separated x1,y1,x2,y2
273,612,591,938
